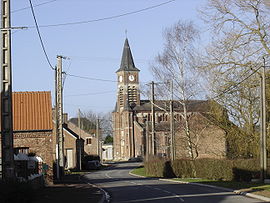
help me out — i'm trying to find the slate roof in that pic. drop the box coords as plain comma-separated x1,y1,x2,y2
116,38,140,73
133,100,210,112
12,91,53,131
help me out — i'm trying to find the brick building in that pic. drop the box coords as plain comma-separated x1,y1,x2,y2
11,92,54,173
67,122,99,157
0,92,85,175
112,39,227,160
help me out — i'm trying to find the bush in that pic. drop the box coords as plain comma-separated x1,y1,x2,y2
144,157,167,177
144,158,264,181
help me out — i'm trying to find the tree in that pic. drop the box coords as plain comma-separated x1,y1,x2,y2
151,20,205,160
198,0,270,157
104,135,113,144
69,110,113,140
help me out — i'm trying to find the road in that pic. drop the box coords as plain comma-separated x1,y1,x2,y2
84,162,263,203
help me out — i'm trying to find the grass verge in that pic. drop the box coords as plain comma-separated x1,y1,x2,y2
174,178,270,198
131,166,146,177
131,166,270,198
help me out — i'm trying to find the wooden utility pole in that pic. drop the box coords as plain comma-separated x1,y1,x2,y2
260,57,267,182
78,109,82,171
151,81,155,156
1,0,15,181
55,55,65,178
170,80,175,161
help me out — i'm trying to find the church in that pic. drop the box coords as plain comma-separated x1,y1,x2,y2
112,39,227,160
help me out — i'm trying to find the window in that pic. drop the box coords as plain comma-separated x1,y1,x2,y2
14,147,29,155
86,138,92,145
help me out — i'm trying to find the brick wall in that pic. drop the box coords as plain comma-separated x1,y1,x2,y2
67,122,98,156
13,131,54,171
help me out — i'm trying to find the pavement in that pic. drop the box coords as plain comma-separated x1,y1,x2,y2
33,174,104,203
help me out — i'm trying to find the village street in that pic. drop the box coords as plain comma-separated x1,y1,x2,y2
84,162,262,203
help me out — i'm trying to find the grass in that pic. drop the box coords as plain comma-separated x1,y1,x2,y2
131,166,146,176
131,166,270,198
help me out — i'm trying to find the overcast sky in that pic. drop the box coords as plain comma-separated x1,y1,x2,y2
11,0,208,118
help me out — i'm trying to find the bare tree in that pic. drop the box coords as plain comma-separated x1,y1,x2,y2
198,0,270,151
151,20,206,160
70,110,113,140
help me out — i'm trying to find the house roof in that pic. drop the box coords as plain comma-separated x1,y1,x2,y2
116,38,140,73
12,91,53,131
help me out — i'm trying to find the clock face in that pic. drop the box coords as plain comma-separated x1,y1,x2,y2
119,75,123,82
128,75,135,81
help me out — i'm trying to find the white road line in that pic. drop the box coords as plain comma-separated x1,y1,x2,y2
128,181,184,202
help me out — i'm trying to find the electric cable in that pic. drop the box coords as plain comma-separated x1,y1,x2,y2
12,0,57,13
63,72,117,83
28,0,55,70
27,0,176,28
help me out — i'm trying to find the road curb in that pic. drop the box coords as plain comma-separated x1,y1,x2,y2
159,178,270,202
80,174,111,203
129,171,147,178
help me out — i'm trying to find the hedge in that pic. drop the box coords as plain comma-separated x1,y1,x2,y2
144,158,265,181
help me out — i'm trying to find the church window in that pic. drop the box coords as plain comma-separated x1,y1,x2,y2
119,87,124,106
128,86,137,103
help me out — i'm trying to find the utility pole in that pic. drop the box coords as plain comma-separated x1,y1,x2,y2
1,0,15,181
170,80,175,161
55,55,65,178
151,81,155,156
260,57,267,182
96,118,100,159
145,121,149,161
78,109,82,171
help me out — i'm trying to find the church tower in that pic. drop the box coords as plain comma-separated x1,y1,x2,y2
113,38,140,160
116,38,140,111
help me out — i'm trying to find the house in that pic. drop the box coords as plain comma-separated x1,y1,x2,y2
1,92,85,178
67,121,99,157
112,39,227,160
11,91,54,176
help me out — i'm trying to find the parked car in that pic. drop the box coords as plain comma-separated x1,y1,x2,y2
86,160,101,170
128,156,143,162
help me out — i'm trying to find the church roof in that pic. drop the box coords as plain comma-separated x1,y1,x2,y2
133,100,210,112
116,38,140,73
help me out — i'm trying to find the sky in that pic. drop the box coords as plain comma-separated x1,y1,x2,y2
11,0,208,118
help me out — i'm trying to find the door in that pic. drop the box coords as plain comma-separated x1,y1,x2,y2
66,149,73,169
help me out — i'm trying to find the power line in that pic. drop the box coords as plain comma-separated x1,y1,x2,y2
28,0,55,70
64,73,117,83
212,66,261,100
65,91,114,97
27,0,176,28
12,0,57,13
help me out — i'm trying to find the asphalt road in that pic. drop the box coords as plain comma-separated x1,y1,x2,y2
84,162,263,203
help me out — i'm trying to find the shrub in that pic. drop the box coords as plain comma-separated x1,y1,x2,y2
144,158,263,181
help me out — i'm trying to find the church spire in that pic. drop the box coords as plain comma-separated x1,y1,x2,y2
116,38,140,72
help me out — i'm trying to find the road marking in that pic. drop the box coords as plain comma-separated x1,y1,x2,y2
127,182,184,202
105,172,112,178
118,195,185,202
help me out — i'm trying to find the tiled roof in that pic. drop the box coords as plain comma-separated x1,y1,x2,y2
12,91,53,131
